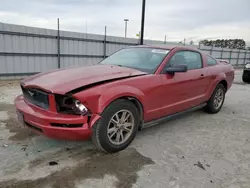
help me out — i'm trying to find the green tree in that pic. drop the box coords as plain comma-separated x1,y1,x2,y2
199,39,246,49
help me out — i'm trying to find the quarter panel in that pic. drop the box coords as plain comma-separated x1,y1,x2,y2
203,65,228,100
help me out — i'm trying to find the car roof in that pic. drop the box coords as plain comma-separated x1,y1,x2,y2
133,44,202,53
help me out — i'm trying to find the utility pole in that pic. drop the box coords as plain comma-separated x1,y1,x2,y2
164,35,167,44
140,0,146,45
124,19,129,38
57,18,60,69
104,26,107,59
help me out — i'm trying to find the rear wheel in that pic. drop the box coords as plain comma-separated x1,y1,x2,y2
242,72,250,83
92,99,139,153
205,84,226,114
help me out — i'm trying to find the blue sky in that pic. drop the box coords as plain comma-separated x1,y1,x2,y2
0,0,249,44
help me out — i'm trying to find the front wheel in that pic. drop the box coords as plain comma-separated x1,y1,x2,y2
92,99,139,153
204,84,226,114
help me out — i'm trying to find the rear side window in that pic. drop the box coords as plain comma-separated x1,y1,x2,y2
207,56,217,66
168,51,202,70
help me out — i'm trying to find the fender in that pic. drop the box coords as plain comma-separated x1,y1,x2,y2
205,72,227,100
98,85,145,114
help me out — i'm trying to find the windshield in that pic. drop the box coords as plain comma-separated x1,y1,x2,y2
100,48,170,73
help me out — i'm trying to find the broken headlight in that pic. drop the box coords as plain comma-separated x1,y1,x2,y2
74,100,88,115
55,95,89,115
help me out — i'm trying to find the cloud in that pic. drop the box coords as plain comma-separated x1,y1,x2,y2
0,0,249,43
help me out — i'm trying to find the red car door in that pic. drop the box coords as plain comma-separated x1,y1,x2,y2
159,50,209,117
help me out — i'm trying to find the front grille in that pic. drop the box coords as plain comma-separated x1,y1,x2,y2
21,86,49,109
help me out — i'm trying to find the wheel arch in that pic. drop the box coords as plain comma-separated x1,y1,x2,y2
206,74,228,101
218,79,228,91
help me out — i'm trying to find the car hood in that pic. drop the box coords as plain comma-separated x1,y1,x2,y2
21,64,147,94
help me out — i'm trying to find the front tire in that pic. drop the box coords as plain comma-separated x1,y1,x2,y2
92,99,139,153
205,84,226,114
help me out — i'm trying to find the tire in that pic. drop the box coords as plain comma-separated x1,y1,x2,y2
204,84,226,114
242,73,250,83
92,99,140,153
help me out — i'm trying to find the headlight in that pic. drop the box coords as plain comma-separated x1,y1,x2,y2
55,95,89,115
245,64,250,69
74,100,88,115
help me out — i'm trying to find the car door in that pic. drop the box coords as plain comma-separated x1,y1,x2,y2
160,50,209,117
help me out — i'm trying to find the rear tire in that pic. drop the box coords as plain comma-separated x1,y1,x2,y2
242,72,250,83
204,84,226,114
92,99,139,153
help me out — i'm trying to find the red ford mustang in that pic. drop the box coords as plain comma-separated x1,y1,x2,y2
15,45,234,153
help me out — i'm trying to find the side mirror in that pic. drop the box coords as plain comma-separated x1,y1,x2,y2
165,64,188,74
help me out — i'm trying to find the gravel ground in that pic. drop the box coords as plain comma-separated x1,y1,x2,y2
0,70,249,188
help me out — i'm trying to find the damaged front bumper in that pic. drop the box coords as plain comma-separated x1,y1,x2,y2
14,95,101,140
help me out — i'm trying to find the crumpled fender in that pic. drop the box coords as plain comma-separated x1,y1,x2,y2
97,85,145,114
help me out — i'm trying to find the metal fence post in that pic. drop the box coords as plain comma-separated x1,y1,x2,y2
221,48,223,59
244,50,247,65
57,18,61,69
103,26,107,59
229,49,232,64
236,49,240,67
210,46,213,55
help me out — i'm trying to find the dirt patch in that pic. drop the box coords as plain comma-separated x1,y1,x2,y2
0,148,154,188
0,80,20,87
29,145,94,169
0,103,36,141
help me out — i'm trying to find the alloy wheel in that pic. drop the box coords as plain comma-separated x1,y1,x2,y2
107,109,135,145
213,88,224,109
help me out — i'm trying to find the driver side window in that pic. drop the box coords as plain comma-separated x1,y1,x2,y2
168,51,202,70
